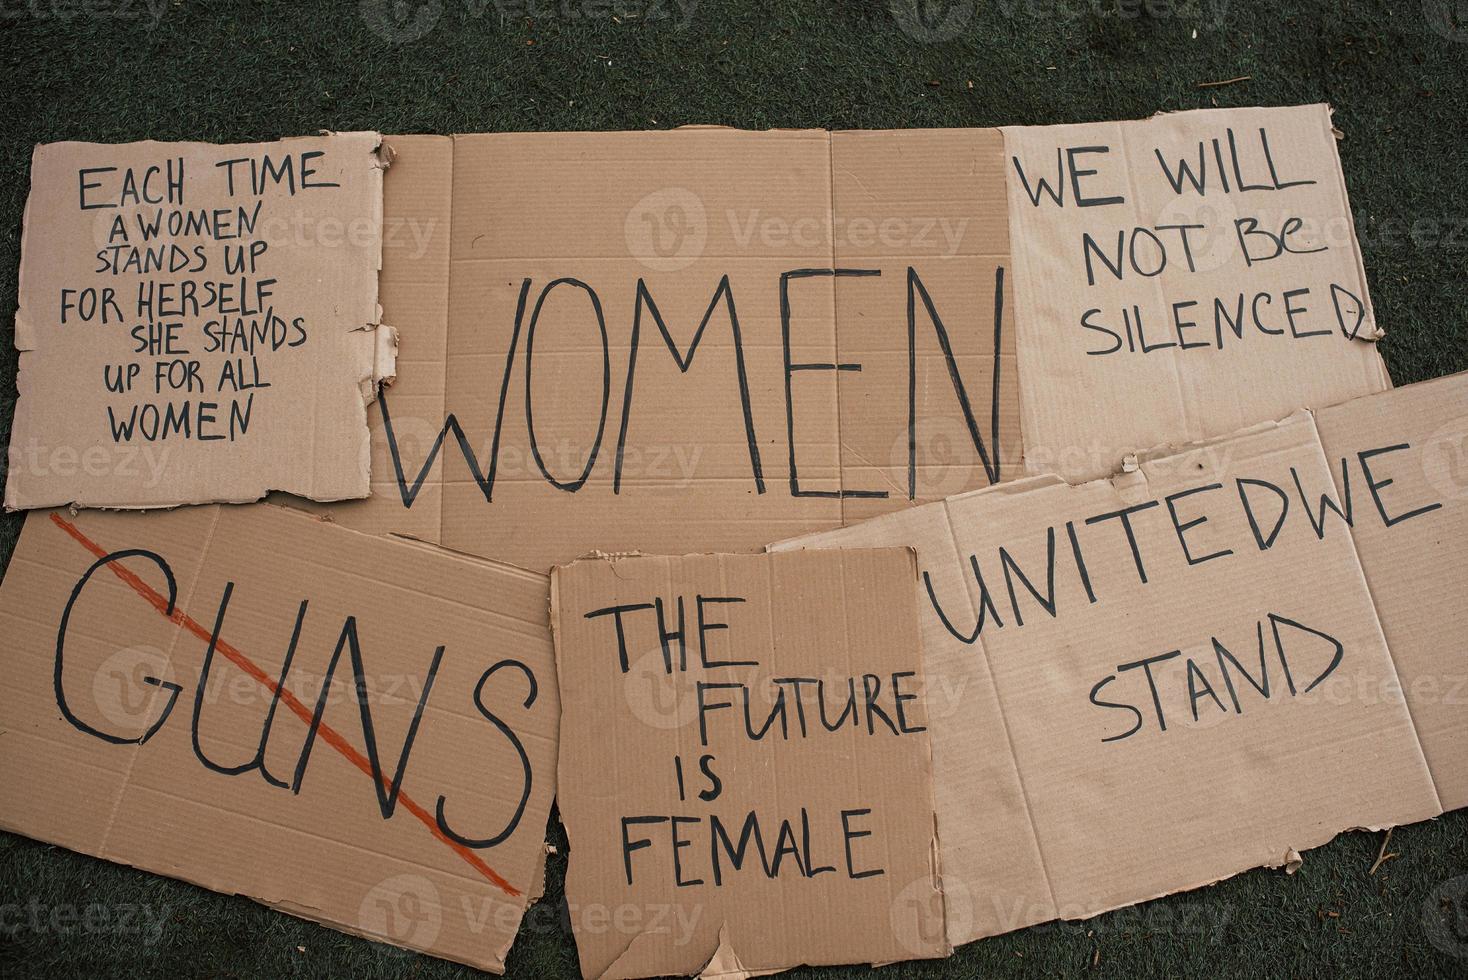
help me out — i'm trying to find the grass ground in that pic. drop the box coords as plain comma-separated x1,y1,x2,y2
1,1,1466,977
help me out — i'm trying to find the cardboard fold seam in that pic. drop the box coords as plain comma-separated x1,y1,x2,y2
1114,120,1204,448
1292,419,1443,817
936,494,1062,929
95,506,224,861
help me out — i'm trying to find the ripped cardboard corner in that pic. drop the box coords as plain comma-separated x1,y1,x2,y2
774,374,1468,946
0,503,558,973
550,549,948,979
6,132,392,511
313,105,1386,572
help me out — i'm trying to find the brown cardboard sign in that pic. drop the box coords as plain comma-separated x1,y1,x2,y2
1314,372,1468,810
7,133,394,511
1003,104,1389,482
322,107,1387,574
774,406,1444,944
550,549,947,979
323,128,1021,570
0,504,558,973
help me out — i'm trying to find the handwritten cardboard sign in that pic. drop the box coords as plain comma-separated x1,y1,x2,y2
0,504,558,973
1004,104,1389,482
320,127,1020,569
550,549,946,978
774,387,1460,945
315,106,1387,573
6,133,395,511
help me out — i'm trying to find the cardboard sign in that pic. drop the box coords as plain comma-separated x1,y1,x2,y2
550,549,946,979
0,504,558,973
7,133,394,511
314,106,1387,573
322,127,1019,569
1314,372,1468,810
774,401,1451,945
1004,104,1389,482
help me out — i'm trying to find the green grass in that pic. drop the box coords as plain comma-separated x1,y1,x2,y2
2,1,1466,976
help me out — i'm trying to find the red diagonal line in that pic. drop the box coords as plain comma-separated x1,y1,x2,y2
49,511,520,898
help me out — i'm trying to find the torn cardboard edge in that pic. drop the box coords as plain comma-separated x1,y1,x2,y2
771,370,1465,950
7,131,394,512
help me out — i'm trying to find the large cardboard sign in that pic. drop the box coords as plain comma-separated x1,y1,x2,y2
774,389,1460,946
325,127,1020,570
1004,104,1388,481
319,106,1385,573
550,549,946,978
7,133,394,510
0,505,558,973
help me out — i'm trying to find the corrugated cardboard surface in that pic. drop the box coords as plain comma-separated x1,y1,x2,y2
1314,372,1468,810
550,549,946,979
1004,105,1390,483
775,405,1446,944
326,128,1020,571
7,133,392,510
0,504,559,973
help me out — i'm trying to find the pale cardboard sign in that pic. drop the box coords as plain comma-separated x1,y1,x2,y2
549,549,946,979
1314,372,1468,810
314,127,1021,569
775,404,1448,945
313,106,1387,573
7,133,395,511
0,504,558,973
1003,104,1389,482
